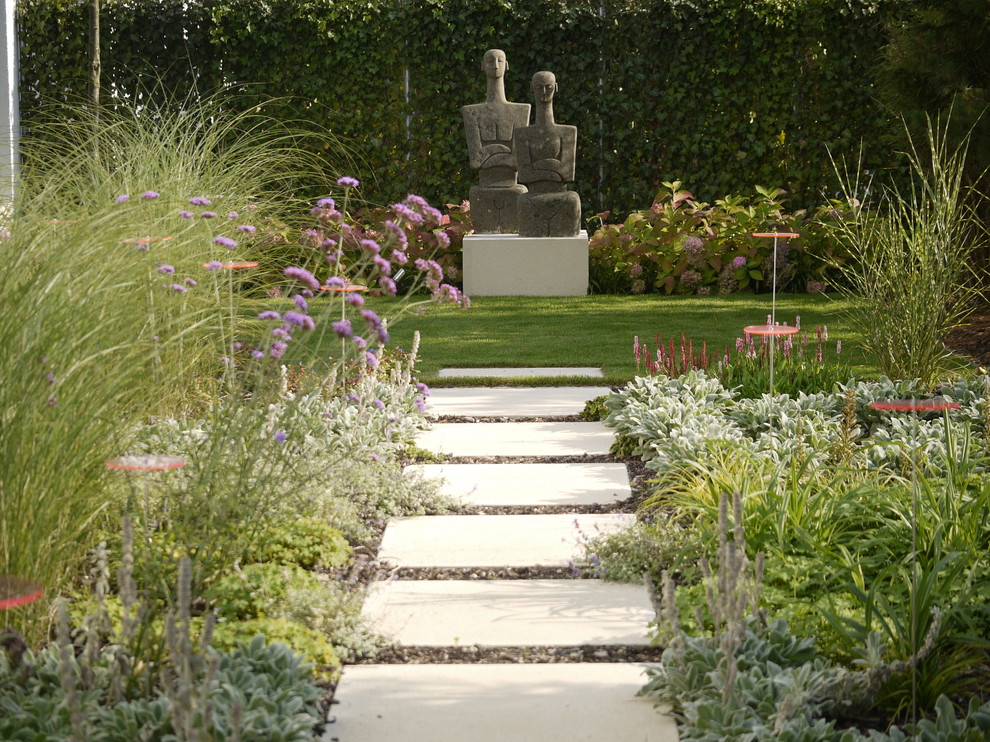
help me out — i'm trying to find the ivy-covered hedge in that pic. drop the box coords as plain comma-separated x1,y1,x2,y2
17,0,906,218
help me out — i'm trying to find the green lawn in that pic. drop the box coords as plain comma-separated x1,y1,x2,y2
294,293,875,386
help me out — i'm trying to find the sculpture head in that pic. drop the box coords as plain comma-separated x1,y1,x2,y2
482,49,508,79
531,71,557,104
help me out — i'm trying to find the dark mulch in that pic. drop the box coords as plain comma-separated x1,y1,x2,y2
945,309,990,369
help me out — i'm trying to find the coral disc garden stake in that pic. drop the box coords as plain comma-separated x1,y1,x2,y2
868,399,960,727
745,233,800,396
106,455,187,599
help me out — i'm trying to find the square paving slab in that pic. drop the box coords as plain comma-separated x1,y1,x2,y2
405,463,631,506
438,366,604,378
427,386,612,417
326,663,679,742
378,513,635,568
363,579,654,646
416,422,614,457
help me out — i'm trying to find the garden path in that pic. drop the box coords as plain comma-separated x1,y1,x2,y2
324,378,679,742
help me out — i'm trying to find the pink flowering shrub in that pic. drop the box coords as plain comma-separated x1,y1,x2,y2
588,181,854,295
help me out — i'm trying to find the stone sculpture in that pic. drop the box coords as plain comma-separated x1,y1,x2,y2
462,49,531,234
513,71,581,238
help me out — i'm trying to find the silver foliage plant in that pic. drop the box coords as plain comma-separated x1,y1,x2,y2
603,370,989,478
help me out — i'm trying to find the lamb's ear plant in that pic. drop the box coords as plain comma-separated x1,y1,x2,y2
825,114,985,389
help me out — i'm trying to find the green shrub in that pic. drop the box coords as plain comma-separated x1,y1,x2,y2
249,518,351,570
206,563,322,621
212,619,340,672
578,514,702,585
588,182,852,296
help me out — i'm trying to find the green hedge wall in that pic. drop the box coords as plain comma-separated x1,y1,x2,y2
17,0,906,217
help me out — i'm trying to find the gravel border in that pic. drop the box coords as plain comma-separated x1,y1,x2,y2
352,644,665,665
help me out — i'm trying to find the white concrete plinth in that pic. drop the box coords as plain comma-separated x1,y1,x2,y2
463,232,589,297
328,664,680,742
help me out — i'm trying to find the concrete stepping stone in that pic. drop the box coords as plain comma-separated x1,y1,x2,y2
405,463,631,506
427,386,612,417
416,422,614,457
438,366,604,378
378,513,635,568
326,663,680,742
363,580,654,646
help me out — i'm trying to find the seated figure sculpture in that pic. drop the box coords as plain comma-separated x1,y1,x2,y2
513,71,581,238
462,49,531,233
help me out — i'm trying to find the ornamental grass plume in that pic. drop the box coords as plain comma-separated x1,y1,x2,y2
824,114,985,389
1,92,351,641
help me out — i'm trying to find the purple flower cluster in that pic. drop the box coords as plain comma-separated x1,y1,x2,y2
683,236,705,263
361,309,389,344
337,176,360,188
284,266,321,291
189,196,212,206
214,236,237,249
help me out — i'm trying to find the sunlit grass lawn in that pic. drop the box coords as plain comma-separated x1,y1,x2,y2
289,293,875,386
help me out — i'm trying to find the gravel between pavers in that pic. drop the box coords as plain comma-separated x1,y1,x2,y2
353,644,664,665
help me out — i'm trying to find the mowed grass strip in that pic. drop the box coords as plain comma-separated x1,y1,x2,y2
303,294,873,386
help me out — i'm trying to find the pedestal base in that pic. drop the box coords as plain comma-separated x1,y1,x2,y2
463,232,589,297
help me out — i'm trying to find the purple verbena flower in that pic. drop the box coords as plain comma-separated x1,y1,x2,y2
316,197,336,209
227,211,239,220
284,311,315,331
205,261,223,271
258,310,281,320
214,235,237,249
373,255,392,276
435,230,450,249
184,277,198,287
251,349,264,359
373,400,385,410
270,341,288,359
379,277,397,296
392,202,423,225
352,336,368,350
365,351,380,368
274,431,287,444
415,382,431,397
179,210,193,219
168,283,187,293
284,266,321,291
115,194,129,204
346,292,365,307
188,196,212,206
140,191,160,200
332,319,353,339
293,294,308,312
337,176,359,188
199,211,217,219
383,219,408,249
157,264,175,274
237,225,256,233
391,249,408,265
